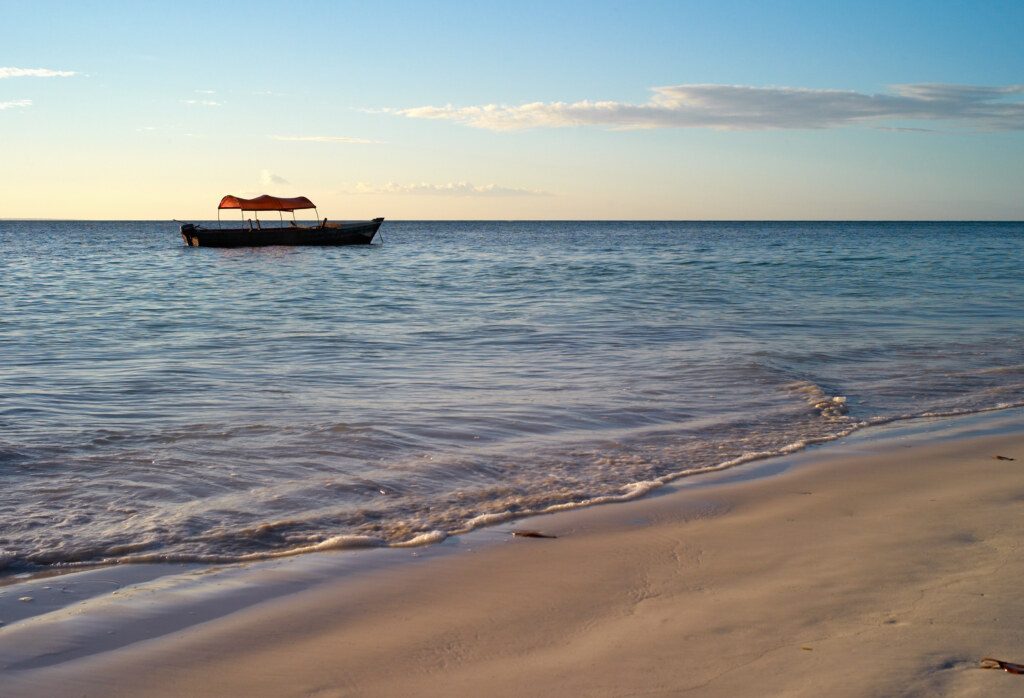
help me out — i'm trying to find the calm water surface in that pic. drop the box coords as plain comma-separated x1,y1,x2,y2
1,221,1022,572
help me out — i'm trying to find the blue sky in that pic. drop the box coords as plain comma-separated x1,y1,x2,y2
2,0,1023,219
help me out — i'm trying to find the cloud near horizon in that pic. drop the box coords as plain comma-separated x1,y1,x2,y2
271,135,385,144
0,99,32,110
345,182,550,197
0,67,77,79
393,83,1024,132
260,170,290,186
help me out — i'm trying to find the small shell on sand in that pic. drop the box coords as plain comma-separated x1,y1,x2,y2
18,596,33,602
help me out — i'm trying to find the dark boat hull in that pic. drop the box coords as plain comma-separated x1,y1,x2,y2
180,219,384,247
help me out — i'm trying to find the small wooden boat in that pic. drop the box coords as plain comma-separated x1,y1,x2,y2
180,194,384,247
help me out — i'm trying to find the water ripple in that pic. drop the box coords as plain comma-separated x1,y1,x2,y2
0,221,1021,572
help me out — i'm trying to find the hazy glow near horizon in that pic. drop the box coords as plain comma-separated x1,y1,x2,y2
2,0,1023,220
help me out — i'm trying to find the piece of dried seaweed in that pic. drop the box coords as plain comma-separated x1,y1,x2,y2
511,530,558,539
981,657,1024,674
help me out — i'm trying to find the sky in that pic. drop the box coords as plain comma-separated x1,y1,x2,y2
2,0,1023,220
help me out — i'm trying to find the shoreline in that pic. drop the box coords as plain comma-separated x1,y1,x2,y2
5,400,1022,584
4,407,1024,696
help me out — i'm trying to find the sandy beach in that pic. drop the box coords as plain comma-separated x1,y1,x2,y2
4,411,1023,697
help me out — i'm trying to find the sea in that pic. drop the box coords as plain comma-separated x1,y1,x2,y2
1,221,1022,575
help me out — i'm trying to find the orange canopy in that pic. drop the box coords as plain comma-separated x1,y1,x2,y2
218,194,316,211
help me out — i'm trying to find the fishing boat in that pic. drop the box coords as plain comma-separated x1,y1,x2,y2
179,194,384,247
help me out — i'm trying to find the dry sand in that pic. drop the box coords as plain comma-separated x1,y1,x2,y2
7,419,1024,697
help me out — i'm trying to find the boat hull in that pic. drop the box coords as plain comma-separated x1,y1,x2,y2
180,219,384,247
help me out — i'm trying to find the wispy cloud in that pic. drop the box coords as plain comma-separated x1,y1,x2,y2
182,99,222,107
260,170,290,186
270,135,385,144
135,124,197,136
345,181,550,197
392,83,1024,132
195,89,216,95
0,69,75,113
0,67,77,79
871,125,941,133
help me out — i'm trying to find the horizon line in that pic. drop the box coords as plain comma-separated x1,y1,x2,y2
2,218,1023,223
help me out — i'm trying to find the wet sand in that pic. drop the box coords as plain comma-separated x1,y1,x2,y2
6,414,1024,697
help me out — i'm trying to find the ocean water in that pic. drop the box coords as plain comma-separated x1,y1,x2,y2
1,221,1022,573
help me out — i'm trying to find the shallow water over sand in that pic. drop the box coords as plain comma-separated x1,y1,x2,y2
1,221,1022,572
